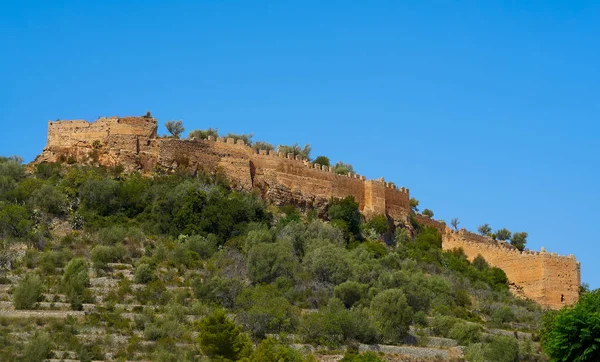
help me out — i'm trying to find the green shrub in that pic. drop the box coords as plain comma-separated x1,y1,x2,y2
134,263,155,284
303,244,351,285
236,285,297,338
61,258,90,310
448,321,482,345
249,337,304,362
248,241,298,284
370,289,413,343
491,305,515,327
90,244,125,270
327,196,361,238
197,309,252,360
21,331,52,362
364,214,388,235
13,274,43,309
334,281,367,308
430,315,458,337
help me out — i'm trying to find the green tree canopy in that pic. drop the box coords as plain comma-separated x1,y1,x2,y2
197,309,252,361
333,161,354,175
495,228,512,241
510,231,528,251
477,224,492,236
165,120,184,138
541,289,600,361
313,156,330,167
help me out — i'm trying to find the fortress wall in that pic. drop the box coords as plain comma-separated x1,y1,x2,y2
414,214,447,234
540,253,580,308
36,116,581,309
442,230,580,309
47,117,157,149
384,186,410,221
251,152,366,209
47,119,110,148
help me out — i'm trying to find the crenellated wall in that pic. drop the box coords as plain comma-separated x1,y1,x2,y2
36,117,412,220
34,116,580,309
443,229,580,309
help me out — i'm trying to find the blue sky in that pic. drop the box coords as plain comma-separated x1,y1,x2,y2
1,1,599,288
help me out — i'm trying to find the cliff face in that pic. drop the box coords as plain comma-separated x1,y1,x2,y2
34,116,580,309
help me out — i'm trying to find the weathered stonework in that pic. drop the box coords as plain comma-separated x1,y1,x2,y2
34,116,580,309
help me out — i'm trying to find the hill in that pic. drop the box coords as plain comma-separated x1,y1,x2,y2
0,155,552,361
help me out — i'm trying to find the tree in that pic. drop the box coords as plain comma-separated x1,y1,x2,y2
165,120,184,139
495,228,512,241
364,214,388,235
314,156,330,167
410,198,419,212
252,141,274,152
13,274,43,309
541,290,600,361
450,218,460,231
333,161,354,175
247,241,298,284
188,128,219,140
328,196,361,237
334,281,368,308
510,231,528,251
226,132,253,145
422,209,434,218
369,289,413,343
477,224,492,236
197,309,252,361
277,143,311,160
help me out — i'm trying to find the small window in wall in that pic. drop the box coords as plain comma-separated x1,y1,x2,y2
561,294,565,303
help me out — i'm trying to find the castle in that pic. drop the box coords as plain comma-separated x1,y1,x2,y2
35,115,581,309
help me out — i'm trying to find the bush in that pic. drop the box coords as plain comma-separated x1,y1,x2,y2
62,258,90,310
236,285,297,338
313,156,330,167
491,305,515,327
333,161,354,175
448,321,482,345
300,298,378,346
328,196,361,238
369,289,413,343
541,289,600,361
134,263,155,284
248,241,298,284
197,309,252,360
334,281,367,308
13,274,43,309
186,234,218,259
430,315,458,337
303,244,351,285
188,128,219,140
364,215,388,235
422,208,434,218
21,331,52,362
90,244,125,270
250,337,304,362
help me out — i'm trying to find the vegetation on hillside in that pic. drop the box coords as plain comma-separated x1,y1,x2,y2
0,155,572,361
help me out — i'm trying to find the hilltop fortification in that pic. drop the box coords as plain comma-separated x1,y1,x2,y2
35,116,580,309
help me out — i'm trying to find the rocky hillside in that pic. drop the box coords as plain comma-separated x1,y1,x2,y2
0,157,548,361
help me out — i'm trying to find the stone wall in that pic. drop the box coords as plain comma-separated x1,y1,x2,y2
443,229,580,309
34,116,580,308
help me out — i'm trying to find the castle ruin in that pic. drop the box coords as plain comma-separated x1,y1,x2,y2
35,115,581,309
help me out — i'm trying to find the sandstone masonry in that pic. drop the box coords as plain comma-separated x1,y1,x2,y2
34,116,580,309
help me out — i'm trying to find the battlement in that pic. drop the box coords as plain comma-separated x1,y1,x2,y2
34,115,580,309
443,229,580,309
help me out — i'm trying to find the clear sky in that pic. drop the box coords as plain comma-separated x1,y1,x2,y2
1,1,598,288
